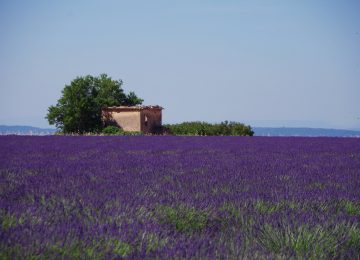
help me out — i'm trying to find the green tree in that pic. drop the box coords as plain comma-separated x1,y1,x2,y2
124,91,145,106
46,74,143,134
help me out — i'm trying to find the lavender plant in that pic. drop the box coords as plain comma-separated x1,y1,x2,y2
0,136,359,258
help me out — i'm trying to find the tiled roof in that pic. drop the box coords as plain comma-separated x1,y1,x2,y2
102,105,163,110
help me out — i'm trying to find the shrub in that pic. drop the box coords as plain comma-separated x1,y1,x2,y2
101,126,124,135
164,121,254,136
123,131,143,136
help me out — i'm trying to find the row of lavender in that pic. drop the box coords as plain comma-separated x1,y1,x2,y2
1,136,359,258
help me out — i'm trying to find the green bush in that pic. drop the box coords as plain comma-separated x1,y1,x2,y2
101,126,124,135
164,121,254,136
123,131,143,136
102,126,143,136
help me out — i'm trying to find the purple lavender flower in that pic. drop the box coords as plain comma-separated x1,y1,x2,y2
0,136,359,258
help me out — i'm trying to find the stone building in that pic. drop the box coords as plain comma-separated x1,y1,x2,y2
102,105,163,134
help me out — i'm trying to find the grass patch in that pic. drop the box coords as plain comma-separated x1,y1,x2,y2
256,222,359,258
137,232,168,254
0,239,133,259
1,213,18,230
113,240,132,257
341,200,360,215
254,199,282,214
156,205,208,233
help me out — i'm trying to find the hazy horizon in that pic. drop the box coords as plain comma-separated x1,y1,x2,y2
1,123,360,132
1,1,359,130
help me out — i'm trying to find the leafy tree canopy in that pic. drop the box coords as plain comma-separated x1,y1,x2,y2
46,74,143,133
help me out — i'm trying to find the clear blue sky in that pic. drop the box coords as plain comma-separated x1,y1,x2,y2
0,0,359,129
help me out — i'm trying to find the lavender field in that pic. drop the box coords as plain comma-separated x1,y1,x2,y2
1,136,359,258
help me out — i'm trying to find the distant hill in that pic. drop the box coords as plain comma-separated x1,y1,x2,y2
253,127,360,137
0,125,57,135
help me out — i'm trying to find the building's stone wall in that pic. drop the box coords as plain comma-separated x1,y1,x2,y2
102,106,163,133
140,109,162,133
102,110,141,132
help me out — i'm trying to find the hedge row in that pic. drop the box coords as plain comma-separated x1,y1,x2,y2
102,122,254,136
163,121,254,136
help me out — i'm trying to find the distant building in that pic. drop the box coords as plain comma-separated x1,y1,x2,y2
102,105,163,134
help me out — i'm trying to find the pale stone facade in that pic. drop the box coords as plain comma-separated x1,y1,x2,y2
102,105,163,134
